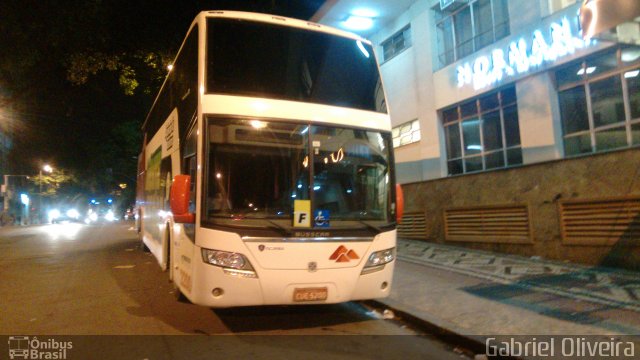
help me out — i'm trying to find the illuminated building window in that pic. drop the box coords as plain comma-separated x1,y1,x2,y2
435,0,510,68
381,25,412,62
442,86,522,175
392,120,421,148
558,47,640,156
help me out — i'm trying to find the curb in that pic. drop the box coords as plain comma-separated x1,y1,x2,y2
364,299,520,360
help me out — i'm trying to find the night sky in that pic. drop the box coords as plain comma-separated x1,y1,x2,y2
0,0,324,201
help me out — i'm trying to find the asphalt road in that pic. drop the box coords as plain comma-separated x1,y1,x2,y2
0,222,469,359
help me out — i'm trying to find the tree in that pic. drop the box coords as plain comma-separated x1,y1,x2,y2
29,169,76,199
1,0,324,201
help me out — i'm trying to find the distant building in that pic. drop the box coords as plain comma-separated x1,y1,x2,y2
0,116,11,177
313,0,640,268
0,105,16,222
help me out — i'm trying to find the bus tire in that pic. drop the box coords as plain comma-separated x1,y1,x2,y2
139,229,149,252
139,233,150,252
138,210,149,252
173,282,189,303
140,241,150,252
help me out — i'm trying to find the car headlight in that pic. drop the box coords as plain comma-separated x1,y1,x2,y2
362,247,395,274
48,209,61,221
66,209,80,219
201,248,256,277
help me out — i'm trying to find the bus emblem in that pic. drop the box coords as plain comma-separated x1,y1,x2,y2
329,245,359,263
258,245,265,251
308,262,317,272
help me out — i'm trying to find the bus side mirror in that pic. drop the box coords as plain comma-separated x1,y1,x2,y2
396,184,404,225
171,174,195,224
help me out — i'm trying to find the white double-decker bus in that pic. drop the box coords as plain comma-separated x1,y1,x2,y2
137,11,403,307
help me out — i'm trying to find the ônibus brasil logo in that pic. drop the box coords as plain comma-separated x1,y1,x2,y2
8,336,73,360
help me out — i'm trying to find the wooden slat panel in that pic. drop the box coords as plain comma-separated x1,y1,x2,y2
444,204,531,244
397,211,426,239
559,196,640,246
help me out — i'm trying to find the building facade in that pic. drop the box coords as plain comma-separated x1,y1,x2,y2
313,0,640,269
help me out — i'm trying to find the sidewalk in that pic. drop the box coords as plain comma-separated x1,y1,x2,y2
378,239,640,338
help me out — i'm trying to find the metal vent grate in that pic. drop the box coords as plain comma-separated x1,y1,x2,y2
444,204,531,243
559,196,640,246
397,212,427,239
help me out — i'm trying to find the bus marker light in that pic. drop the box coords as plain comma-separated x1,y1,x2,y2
223,269,258,278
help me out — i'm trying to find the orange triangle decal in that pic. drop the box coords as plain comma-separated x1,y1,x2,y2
346,250,359,260
329,245,348,260
336,253,351,262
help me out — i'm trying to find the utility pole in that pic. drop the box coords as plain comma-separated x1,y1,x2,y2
39,165,53,224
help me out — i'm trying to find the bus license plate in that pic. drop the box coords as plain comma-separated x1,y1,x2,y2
293,287,328,302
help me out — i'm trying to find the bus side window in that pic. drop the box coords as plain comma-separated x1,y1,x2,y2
183,124,197,213
188,156,197,211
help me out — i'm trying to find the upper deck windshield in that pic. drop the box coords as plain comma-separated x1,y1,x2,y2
206,18,387,113
205,117,393,232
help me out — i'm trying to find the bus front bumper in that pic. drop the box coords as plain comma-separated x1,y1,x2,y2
185,258,395,308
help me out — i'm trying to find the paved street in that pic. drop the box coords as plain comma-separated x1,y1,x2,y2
0,223,468,359
6,222,640,359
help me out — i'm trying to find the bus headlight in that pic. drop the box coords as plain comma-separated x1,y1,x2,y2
201,248,256,273
362,248,395,274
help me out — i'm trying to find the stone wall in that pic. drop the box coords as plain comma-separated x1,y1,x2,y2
401,148,640,269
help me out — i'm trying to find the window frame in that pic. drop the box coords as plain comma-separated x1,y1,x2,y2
545,0,578,16
392,119,421,148
442,86,522,175
435,0,510,68
381,25,412,63
557,47,640,156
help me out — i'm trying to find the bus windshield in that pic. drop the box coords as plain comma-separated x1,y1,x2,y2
205,117,393,229
206,18,386,113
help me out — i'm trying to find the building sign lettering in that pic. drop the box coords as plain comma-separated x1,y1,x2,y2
456,17,593,90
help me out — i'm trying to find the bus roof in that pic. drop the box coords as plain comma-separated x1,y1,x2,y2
142,11,374,133
201,11,372,44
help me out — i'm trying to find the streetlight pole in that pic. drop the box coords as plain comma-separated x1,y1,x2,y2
39,164,53,224
39,170,42,223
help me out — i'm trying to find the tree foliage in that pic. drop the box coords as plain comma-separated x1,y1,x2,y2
29,169,76,198
1,0,324,207
66,50,171,96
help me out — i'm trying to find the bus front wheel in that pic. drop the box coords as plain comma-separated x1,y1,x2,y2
140,239,150,252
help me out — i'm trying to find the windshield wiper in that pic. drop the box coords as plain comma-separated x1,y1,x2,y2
262,219,291,237
357,219,382,233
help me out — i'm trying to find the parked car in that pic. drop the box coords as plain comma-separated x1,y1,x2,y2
84,207,118,224
49,208,81,224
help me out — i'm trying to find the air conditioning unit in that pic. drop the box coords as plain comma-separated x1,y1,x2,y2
440,0,468,11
